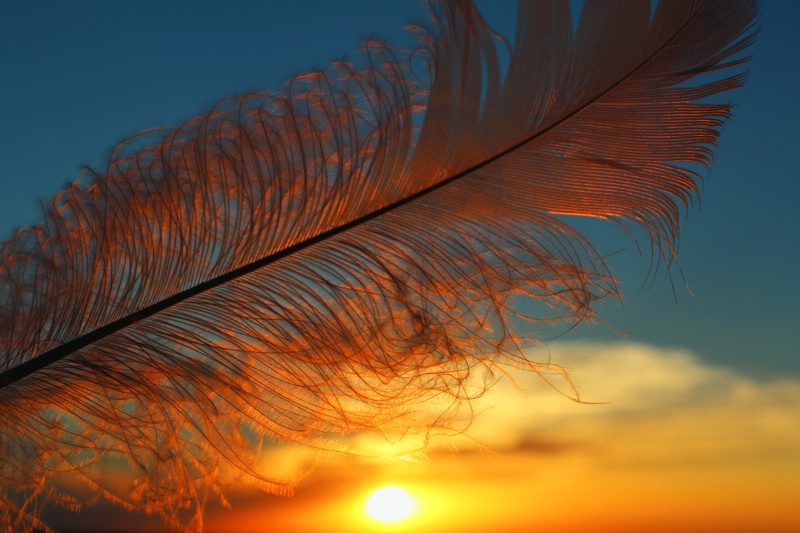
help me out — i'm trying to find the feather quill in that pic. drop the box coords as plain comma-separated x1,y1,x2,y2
0,0,756,530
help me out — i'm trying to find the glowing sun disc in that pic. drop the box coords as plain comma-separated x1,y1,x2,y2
365,486,416,523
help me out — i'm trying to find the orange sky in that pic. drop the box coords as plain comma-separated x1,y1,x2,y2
187,341,799,533
39,340,800,532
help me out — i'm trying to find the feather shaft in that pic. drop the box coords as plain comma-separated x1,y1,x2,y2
0,126,540,389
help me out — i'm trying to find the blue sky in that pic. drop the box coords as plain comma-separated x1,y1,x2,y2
2,0,797,377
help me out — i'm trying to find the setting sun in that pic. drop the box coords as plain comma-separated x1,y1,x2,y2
364,486,416,523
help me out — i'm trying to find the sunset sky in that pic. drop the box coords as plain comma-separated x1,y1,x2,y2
1,1,798,532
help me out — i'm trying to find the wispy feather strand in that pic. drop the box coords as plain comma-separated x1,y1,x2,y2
0,0,756,531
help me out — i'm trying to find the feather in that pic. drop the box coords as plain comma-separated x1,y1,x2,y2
0,0,756,530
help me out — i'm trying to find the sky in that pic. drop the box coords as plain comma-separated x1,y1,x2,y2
1,1,799,532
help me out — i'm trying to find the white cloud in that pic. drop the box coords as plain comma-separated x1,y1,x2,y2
443,340,800,462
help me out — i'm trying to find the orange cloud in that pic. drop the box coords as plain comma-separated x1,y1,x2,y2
205,341,800,532
44,341,800,532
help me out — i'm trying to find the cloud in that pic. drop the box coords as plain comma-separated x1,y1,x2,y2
444,341,800,464
200,340,800,533
46,341,799,532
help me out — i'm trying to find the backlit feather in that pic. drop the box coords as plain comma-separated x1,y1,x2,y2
0,1,756,531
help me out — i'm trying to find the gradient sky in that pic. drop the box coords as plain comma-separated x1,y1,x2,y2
1,1,799,532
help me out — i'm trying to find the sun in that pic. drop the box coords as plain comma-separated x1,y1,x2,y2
364,486,416,523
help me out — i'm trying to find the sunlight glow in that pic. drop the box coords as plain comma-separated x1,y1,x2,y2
364,486,416,523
